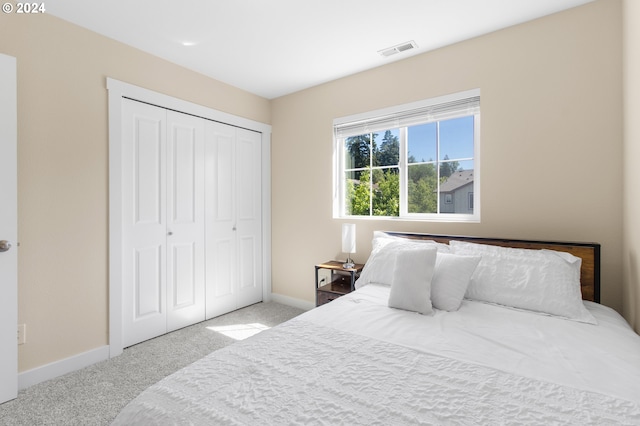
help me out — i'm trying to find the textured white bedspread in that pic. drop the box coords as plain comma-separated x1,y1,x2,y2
113,291,640,425
303,284,640,404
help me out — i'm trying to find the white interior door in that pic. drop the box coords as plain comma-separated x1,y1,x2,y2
122,100,168,347
0,53,18,404
122,101,206,347
205,121,237,318
165,111,205,332
235,128,262,308
205,122,262,319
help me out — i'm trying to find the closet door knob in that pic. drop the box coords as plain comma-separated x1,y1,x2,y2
0,240,11,252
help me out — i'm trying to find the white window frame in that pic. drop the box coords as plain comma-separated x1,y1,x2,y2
333,89,480,222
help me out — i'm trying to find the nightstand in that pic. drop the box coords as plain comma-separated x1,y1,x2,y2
315,261,364,307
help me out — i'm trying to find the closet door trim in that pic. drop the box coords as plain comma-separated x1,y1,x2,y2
107,78,272,358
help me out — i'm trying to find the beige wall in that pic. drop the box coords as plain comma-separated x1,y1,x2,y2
623,0,640,332
0,13,270,372
272,1,626,317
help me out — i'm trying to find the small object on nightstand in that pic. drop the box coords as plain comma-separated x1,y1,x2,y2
341,224,356,268
315,260,364,307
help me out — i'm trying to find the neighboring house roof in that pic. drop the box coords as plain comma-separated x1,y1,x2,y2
440,169,474,192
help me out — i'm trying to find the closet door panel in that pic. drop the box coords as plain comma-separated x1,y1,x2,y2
171,126,196,223
211,238,234,298
134,118,163,225
238,235,256,291
134,246,163,318
205,121,238,319
235,129,263,307
122,100,167,348
166,111,205,332
236,136,257,220
213,137,234,221
170,243,196,306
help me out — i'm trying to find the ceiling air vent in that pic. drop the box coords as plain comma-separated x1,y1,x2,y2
378,40,418,57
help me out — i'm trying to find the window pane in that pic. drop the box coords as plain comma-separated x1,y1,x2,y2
408,123,436,164
439,166,474,214
344,134,372,170
344,169,371,216
408,163,437,213
439,116,474,161
372,168,399,216
376,129,400,167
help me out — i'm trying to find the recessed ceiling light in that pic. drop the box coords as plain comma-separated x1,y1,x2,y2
182,41,198,47
378,40,418,57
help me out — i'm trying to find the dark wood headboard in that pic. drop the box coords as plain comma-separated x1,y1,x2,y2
385,232,601,303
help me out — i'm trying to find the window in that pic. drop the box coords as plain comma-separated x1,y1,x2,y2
333,89,480,222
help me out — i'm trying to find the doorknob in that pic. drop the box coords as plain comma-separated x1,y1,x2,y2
0,240,11,252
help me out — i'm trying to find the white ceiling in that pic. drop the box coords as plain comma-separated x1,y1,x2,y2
46,0,594,99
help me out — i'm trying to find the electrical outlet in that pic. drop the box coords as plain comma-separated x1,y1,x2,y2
17,324,26,345
318,270,332,287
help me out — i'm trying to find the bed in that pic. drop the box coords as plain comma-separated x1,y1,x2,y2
112,232,640,425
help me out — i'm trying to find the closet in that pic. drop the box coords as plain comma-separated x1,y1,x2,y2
121,99,262,348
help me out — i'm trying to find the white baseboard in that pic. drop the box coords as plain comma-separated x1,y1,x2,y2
18,345,110,390
270,293,315,311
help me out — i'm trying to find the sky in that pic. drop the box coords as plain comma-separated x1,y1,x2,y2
407,115,474,170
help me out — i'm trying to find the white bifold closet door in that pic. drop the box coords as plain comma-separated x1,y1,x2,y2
205,121,262,319
122,100,205,348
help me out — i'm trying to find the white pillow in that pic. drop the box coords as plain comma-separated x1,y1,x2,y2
430,253,481,311
449,241,596,324
388,246,437,315
371,231,451,253
355,232,449,289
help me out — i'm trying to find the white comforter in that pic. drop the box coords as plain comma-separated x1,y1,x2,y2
112,285,640,425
